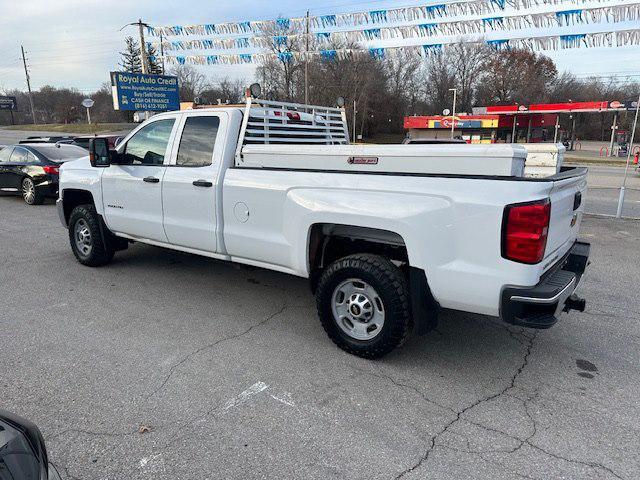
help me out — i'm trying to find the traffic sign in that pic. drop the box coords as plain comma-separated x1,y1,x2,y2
82,98,95,108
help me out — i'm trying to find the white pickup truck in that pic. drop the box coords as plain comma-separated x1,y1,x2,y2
57,97,590,358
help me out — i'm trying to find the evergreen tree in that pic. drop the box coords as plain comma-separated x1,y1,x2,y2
119,36,142,73
147,44,163,75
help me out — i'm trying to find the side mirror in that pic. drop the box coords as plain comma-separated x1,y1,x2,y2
0,409,61,479
89,138,112,168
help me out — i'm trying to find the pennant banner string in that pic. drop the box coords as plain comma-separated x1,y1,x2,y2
147,0,623,37
148,3,640,52
153,28,640,65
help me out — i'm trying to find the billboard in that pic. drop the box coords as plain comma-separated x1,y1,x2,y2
110,72,180,111
0,96,17,111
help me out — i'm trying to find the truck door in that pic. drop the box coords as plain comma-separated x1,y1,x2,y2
162,112,224,253
101,118,177,242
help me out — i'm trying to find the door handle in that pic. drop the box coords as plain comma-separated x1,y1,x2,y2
143,176,160,183
193,180,213,188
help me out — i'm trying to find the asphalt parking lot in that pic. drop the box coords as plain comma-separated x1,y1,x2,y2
1,196,639,480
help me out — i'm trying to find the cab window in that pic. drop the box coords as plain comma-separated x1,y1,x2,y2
176,116,220,167
122,119,175,165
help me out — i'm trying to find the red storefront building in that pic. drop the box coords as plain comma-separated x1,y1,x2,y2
405,100,635,145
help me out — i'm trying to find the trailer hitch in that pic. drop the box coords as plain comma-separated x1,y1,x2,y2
563,294,586,313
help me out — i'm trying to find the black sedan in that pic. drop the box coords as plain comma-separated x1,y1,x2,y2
0,143,87,205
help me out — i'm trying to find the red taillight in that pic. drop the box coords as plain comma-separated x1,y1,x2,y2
43,165,59,175
502,199,551,264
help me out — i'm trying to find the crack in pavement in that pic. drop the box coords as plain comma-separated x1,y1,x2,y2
393,331,538,479
146,304,297,399
351,366,456,415
50,461,83,480
445,392,626,480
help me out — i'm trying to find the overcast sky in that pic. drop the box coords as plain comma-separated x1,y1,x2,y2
0,0,637,94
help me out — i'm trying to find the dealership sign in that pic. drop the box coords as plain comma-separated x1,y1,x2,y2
110,72,180,111
0,96,17,110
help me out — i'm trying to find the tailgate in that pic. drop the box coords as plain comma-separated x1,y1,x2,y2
544,168,588,263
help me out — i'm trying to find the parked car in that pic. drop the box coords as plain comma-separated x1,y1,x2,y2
19,135,74,144
0,409,62,480
0,143,87,204
71,135,123,150
402,137,467,145
57,97,589,358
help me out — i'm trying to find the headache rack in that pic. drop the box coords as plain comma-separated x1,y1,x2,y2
235,97,349,158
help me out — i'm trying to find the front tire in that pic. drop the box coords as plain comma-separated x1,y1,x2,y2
22,178,44,205
316,254,412,359
68,204,115,267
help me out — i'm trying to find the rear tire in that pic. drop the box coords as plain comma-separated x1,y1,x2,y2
316,254,412,359
22,178,44,205
68,204,115,267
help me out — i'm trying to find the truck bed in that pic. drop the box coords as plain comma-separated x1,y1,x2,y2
238,144,528,177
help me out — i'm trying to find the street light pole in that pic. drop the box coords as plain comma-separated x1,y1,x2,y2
616,93,640,218
449,88,457,139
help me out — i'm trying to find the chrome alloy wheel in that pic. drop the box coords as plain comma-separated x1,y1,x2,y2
22,179,35,204
331,278,385,340
74,218,93,257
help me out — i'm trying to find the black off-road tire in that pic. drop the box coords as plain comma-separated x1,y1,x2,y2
316,254,412,359
68,204,115,267
22,177,44,205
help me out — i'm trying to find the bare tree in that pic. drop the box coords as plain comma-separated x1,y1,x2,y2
168,64,207,101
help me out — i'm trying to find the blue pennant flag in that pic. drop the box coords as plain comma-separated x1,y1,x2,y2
239,54,253,63
418,23,438,35
237,21,251,33
202,40,214,49
172,41,183,49
148,55,156,62
276,18,291,29
320,50,337,61
278,51,293,62
369,10,388,23
556,9,584,22
560,34,586,47
490,0,506,9
204,24,217,35
176,55,186,65
318,15,336,27
273,35,288,46
236,38,250,48
422,44,443,55
369,47,385,59
172,25,184,35
206,55,219,65
363,28,381,40
487,39,510,50
425,5,446,17
316,32,331,41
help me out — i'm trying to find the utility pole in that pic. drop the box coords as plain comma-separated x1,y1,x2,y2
616,93,640,218
553,114,560,143
20,45,36,125
511,115,517,143
160,32,165,75
609,112,618,157
138,19,148,74
449,88,457,139
353,99,357,143
304,10,310,105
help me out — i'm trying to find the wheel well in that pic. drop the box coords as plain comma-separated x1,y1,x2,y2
308,224,409,291
61,189,95,225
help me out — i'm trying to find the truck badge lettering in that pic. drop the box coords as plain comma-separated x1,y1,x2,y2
348,156,378,165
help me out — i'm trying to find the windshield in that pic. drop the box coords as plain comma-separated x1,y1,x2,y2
31,144,88,162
